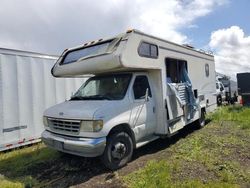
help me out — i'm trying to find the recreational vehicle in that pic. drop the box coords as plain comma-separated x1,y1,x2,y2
0,48,85,151
42,30,217,170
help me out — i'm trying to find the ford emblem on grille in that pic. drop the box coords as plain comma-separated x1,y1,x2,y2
59,112,64,116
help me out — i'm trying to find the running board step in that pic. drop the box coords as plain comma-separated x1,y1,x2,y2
136,135,159,148
168,117,184,134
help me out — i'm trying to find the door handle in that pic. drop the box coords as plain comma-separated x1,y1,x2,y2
153,106,156,113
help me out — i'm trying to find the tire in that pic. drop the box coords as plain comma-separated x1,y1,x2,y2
217,95,222,106
101,132,133,170
230,98,235,105
195,109,206,128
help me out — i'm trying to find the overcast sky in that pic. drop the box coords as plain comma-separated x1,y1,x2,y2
0,0,249,79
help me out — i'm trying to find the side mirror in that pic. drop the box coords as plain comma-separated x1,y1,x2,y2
220,87,223,91
145,88,149,102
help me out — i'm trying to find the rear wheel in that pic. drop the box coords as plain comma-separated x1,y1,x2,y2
101,132,133,170
195,109,206,128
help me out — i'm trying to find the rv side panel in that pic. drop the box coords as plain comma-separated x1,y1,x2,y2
122,32,216,134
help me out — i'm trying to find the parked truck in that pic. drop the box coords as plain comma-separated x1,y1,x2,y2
42,30,217,170
216,79,226,105
0,48,85,151
237,72,250,106
216,72,238,104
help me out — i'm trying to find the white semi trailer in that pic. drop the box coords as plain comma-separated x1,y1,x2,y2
42,30,217,170
0,48,85,151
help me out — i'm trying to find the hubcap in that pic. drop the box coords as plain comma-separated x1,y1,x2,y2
218,97,222,104
111,142,127,160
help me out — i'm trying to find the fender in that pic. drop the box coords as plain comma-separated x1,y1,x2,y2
107,123,136,149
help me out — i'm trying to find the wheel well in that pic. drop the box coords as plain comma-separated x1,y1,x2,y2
200,107,206,114
217,94,222,98
108,124,136,149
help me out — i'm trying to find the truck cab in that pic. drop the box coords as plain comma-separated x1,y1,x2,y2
216,80,226,105
43,71,157,169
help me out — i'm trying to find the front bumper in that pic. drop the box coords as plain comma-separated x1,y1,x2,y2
41,130,106,157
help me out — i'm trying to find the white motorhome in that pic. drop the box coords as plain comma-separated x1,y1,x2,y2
42,30,217,170
0,48,85,151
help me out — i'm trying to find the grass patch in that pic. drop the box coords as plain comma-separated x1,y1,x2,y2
124,106,250,188
125,160,172,188
125,160,239,188
208,105,250,129
0,176,23,188
0,143,59,175
0,143,59,187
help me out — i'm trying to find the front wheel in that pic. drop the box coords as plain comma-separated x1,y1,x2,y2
101,132,133,170
217,95,222,106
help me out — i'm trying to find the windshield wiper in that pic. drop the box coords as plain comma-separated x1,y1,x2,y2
70,95,113,101
70,96,87,100
87,95,113,100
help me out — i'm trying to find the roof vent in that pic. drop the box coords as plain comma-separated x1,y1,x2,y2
183,44,194,49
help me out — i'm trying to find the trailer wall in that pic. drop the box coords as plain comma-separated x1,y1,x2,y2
0,49,86,151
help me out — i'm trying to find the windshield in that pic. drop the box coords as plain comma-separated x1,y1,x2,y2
218,78,229,87
71,74,132,100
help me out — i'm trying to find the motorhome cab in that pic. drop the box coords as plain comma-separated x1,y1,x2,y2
42,30,217,170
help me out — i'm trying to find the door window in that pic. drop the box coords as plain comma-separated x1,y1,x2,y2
133,76,152,99
166,58,187,83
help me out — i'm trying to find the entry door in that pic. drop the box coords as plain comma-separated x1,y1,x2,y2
166,58,188,120
130,75,156,139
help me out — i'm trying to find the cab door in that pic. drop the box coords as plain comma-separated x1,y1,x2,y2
130,75,156,140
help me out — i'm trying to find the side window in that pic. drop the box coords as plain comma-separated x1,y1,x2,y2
205,64,209,77
150,45,158,57
133,76,152,99
138,42,158,58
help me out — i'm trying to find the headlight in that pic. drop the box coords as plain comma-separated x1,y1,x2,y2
80,120,103,132
43,116,48,127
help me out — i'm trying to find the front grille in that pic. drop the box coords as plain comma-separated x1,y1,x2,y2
48,118,81,135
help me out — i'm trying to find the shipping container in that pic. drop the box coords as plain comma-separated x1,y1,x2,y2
237,72,250,106
0,48,86,151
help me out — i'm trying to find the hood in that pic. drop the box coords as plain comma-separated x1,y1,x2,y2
44,100,116,120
